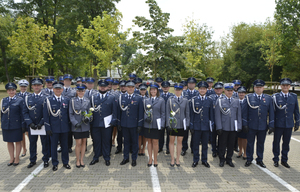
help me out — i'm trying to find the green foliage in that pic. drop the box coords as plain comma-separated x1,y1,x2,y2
131,0,186,81
8,17,55,76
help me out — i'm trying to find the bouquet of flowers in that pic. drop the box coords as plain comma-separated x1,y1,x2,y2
145,104,153,124
81,108,94,124
169,110,178,132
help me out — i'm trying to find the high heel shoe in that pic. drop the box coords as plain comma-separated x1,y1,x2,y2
154,164,158,167
175,159,180,167
7,159,14,166
147,163,152,167
76,164,81,168
21,150,27,157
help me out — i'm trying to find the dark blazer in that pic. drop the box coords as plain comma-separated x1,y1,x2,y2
143,97,165,129
1,96,25,130
69,97,92,132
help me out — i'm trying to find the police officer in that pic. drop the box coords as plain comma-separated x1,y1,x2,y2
159,81,174,154
208,82,224,157
115,80,127,154
232,80,242,98
128,73,137,80
111,79,120,94
118,80,144,167
134,77,143,95
42,76,55,96
17,79,30,157
155,77,164,95
105,77,114,93
166,83,190,167
69,84,92,168
138,83,148,156
144,82,165,167
58,76,64,83
62,74,76,153
1,82,26,166
181,80,187,91
190,81,214,168
75,77,83,84
206,77,215,96
89,80,118,166
272,78,300,168
243,79,274,168
182,77,199,156
24,78,50,169
84,77,98,99
215,83,242,167
82,77,86,85
43,82,71,171
236,86,248,160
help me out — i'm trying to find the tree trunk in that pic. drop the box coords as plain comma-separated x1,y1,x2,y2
93,58,97,89
1,45,10,82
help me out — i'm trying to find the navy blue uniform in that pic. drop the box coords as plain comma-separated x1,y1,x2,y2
182,89,199,152
91,93,118,161
1,96,26,142
118,93,144,161
206,89,215,97
159,92,174,151
43,96,70,166
23,93,49,163
190,95,214,163
243,93,274,162
16,91,30,99
272,92,300,163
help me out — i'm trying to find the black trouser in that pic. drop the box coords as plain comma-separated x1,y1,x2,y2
68,131,73,149
218,131,237,163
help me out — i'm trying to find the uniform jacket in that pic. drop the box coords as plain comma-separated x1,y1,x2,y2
190,95,214,131
1,96,25,130
166,96,190,129
215,96,242,132
242,93,274,131
41,88,54,96
16,91,30,99
182,89,199,100
273,92,300,128
84,89,98,99
206,89,215,96
69,97,92,132
118,93,144,128
62,87,76,99
143,97,165,129
43,95,70,133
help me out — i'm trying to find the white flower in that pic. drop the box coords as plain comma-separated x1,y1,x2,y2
171,111,175,116
89,108,94,112
146,104,151,108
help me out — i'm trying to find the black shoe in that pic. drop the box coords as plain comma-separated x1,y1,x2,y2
89,159,99,165
181,150,186,156
147,163,152,167
52,165,58,171
154,164,158,167
132,160,137,167
281,162,290,168
274,161,279,167
76,164,81,168
256,161,266,168
115,149,122,154
158,148,163,153
234,148,239,152
212,152,217,158
236,154,242,158
120,159,129,165
219,162,224,167
141,153,145,156
27,162,36,168
44,161,49,168
202,162,210,168
176,163,180,167
57,147,62,153
68,148,72,153
63,164,71,169
170,163,174,167
226,161,235,167
242,157,247,160
7,161,14,166
192,162,198,168
13,162,19,166
80,164,85,168
245,161,252,167
105,160,110,166
166,150,170,154
138,153,141,156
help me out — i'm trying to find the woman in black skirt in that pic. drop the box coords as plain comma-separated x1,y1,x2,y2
138,83,148,156
236,86,247,160
143,83,165,167
1,83,25,166
69,84,92,168
166,83,190,167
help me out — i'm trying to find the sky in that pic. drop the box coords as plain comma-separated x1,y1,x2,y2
115,0,277,41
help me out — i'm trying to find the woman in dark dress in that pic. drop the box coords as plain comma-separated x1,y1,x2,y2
69,84,92,168
1,83,26,166
236,86,247,160
143,83,165,167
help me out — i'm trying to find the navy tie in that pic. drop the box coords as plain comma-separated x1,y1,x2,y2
258,96,261,100
57,98,61,105
152,98,154,103
178,97,180,102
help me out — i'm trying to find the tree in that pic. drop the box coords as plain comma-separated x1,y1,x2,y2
75,11,123,78
8,17,55,76
131,0,186,80
0,15,14,81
